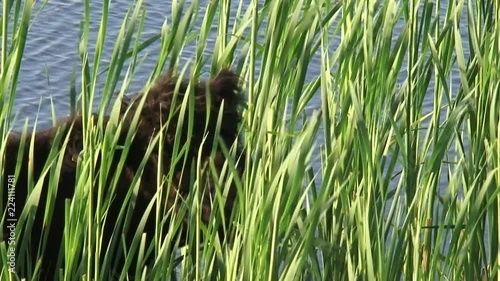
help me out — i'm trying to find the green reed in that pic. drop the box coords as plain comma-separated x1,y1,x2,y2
1,0,499,280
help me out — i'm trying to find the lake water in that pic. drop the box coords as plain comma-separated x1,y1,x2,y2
5,0,470,190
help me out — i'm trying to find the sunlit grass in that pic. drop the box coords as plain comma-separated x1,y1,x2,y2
1,0,499,280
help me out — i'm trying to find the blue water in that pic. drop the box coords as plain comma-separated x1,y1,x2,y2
5,0,470,188
7,1,177,129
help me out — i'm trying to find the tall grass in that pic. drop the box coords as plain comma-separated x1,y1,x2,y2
1,0,499,280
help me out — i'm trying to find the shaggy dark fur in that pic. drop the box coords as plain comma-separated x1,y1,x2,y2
1,69,245,280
